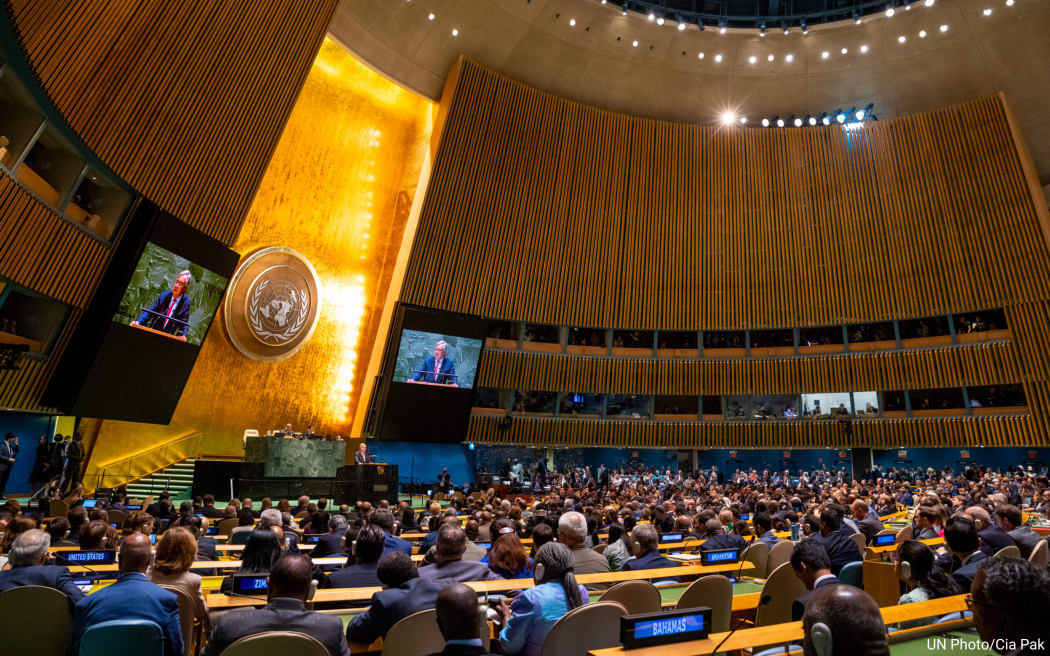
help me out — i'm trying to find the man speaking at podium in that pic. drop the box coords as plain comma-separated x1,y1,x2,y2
406,340,457,386
355,442,369,465
130,270,192,339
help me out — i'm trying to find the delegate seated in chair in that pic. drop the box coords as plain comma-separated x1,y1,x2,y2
204,554,349,656
801,585,889,656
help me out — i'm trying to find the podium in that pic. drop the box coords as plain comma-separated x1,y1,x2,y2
192,459,398,505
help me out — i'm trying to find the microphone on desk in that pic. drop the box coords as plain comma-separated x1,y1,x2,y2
54,553,103,582
708,593,771,656
733,534,756,582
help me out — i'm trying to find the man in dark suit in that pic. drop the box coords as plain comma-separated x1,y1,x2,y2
354,443,370,464
199,494,224,519
424,582,497,656
943,516,988,590
312,515,348,560
408,340,458,385
699,518,748,551
850,501,884,546
995,505,1044,559
146,492,176,523
329,525,384,591
372,510,412,556
131,270,192,338
811,506,862,576
346,552,451,645
0,432,18,499
418,525,500,583
184,516,218,561
203,554,349,656
0,529,85,602
72,533,183,656
622,524,677,571
965,506,1016,558
753,513,781,548
790,540,840,621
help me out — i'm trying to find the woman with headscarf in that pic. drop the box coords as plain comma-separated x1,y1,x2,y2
496,542,588,655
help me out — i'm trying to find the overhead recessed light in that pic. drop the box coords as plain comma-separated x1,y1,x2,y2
428,12,435,20
632,40,639,47
919,30,926,37
648,12,655,21
569,18,575,26
898,35,906,43
785,54,794,62
678,22,686,31
925,0,935,6
860,44,869,53
714,53,723,62
1005,0,1014,5
841,47,848,54
451,28,458,36
749,55,757,64
822,50,830,59
940,24,949,32
740,116,748,124
719,26,726,34
762,118,770,127
721,111,736,125
656,16,665,25
982,8,993,16
698,52,705,59
777,118,785,127
855,17,862,24
767,54,775,61
885,7,895,17
808,117,817,125
794,118,803,127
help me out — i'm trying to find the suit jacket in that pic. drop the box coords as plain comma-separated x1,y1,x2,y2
1007,527,1044,559
423,643,497,656
148,568,210,630
197,536,218,561
857,515,885,545
978,526,1016,558
73,572,183,656
951,551,989,590
418,559,501,582
203,597,349,656
0,440,15,470
569,545,611,590
622,550,678,571
383,532,413,556
328,562,381,590
792,574,840,621
0,564,85,603
355,449,369,464
757,531,781,548
137,290,191,336
312,532,345,559
411,355,457,385
200,506,224,519
700,533,748,552
346,577,449,644
812,530,862,576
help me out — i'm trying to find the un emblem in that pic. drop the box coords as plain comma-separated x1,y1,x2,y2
224,247,321,361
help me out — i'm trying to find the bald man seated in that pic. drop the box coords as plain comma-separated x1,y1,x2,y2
424,582,497,656
72,533,183,656
801,585,889,656
204,554,350,656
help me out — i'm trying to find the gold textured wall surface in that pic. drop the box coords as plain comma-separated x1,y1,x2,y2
84,40,432,476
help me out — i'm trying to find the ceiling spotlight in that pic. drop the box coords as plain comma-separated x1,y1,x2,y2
451,28,459,36
768,54,775,62
860,44,869,53
794,117,803,127
859,103,874,120
841,47,849,54
856,109,865,120
749,55,757,64
821,114,831,125
854,12,862,24
656,16,665,25
982,8,992,16
822,50,830,59
698,52,705,59
1005,0,1014,5
836,111,847,123
776,118,786,127
721,111,736,125
762,118,770,127
919,30,926,37
632,40,639,47
885,7,895,18
740,116,748,124
428,12,435,20
714,53,723,62
940,24,949,31
649,11,655,21
808,116,817,126
569,18,575,26
925,0,935,5
719,19,727,34
898,34,906,43
678,21,686,31
785,54,794,62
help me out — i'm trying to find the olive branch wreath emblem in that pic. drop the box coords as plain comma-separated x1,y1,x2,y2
248,279,310,344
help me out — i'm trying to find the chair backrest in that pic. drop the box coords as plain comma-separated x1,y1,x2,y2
675,574,732,633
243,429,260,438
158,585,197,656
538,601,627,656
601,580,661,614
218,631,329,656
79,619,163,656
229,529,252,545
741,541,769,578
765,540,795,577
381,608,443,656
994,545,1021,560
875,529,895,537
1028,539,1048,569
217,518,240,539
50,499,70,518
107,510,127,525
850,532,867,552
0,585,73,656
755,562,805,627
592,543,607,555
895,525,913,543
838,561,864,588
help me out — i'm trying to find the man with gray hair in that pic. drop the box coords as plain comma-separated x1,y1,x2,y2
557,510,610,589
408,339,458,385
0,529,85,601
131,269,192,338
312,514,349,561
622,524,677,572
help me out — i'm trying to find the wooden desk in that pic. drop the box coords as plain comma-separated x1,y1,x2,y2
51,543,317,553
68,556,346,574
866,537,943,556
588,595,969,655
205,562,756,609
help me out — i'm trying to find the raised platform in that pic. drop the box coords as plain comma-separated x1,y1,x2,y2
192,460,398,505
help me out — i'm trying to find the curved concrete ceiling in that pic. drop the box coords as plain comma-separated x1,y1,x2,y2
331,0,1050,184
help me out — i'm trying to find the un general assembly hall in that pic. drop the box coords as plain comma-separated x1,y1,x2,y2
0,1,1049,655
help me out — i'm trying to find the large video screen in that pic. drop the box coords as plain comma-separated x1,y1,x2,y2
392,329,483,389
113,242,229,346
43,207,239,424
372,306,487,443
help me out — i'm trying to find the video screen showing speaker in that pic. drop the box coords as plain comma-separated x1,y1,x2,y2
43,205,239,424
373,305,487,443
113,242,229,346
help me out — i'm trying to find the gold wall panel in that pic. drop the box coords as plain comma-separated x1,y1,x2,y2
84,40,433,474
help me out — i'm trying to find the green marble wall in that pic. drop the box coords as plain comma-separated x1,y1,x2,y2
245,436,346,477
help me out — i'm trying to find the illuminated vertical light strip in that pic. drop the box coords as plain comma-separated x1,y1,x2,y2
329,127,380,423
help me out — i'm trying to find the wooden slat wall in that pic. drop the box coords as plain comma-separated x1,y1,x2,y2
403,61,1050,329
6,0,338,245
478,341,1019,396
407,59,1050,448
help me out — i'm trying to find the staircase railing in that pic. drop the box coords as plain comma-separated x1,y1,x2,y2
82,432,203,493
